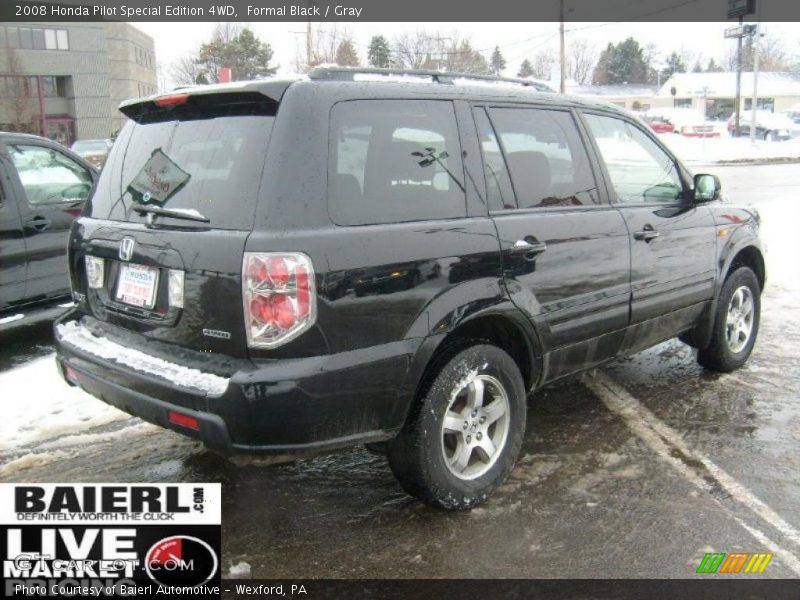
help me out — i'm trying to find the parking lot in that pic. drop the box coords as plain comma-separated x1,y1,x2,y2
1,162,798,579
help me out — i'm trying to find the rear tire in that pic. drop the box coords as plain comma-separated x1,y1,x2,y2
387,344,526,510
697,267,761,372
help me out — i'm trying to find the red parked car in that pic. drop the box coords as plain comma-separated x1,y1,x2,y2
643,116,675,134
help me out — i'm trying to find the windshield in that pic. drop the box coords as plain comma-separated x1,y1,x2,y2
73,140,109,154
87,110,275,230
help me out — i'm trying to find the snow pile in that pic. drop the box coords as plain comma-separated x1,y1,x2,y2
228,561,252,578
55,321,229,396
658,133,800,165
0,355,130,452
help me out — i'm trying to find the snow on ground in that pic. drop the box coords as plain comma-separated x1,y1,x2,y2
658,132,800,165
0,354,131,453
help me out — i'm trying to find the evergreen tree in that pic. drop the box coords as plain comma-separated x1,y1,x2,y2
662,51,687,80
490,46,506,76
517,58,534,78
335,39,360,67
196,27,276,82
706,58,723,72
367,35,391,68
592,38,649,84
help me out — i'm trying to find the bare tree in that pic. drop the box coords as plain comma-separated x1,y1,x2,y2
212,23,244,44
393,31,442,69
531,48,557,79
308,25,355,67
724,33,791,71
169,54,204,86
441,34,491,74
1,49,35,133
567,38,596,85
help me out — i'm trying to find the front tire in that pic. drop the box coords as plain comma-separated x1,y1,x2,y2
387,344,526,510
697,267,761,372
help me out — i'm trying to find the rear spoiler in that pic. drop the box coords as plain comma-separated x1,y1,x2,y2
119,81,292,123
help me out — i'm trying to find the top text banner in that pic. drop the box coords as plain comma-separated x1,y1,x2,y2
2,0,800,22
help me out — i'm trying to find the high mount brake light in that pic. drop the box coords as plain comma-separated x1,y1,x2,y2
154,94,189,107
242,253,316,349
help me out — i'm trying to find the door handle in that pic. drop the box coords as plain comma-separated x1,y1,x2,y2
25,216,52,232
509,237,547,258
633,225,659,242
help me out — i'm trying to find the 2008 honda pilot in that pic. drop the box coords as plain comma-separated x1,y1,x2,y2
55,68,765,509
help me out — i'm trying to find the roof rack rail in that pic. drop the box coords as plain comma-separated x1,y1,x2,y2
308,66,555,92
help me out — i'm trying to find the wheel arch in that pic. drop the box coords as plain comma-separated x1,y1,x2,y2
396,304,542,434
685,242,765,349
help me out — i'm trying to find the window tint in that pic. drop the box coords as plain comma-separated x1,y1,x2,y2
473,108,515,211
329,100,466,225
487,107,599,209
584,113,684,204
8,144,93,205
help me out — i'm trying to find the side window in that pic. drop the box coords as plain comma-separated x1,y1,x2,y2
487,107,600,209
329,100,466,226
473,108,515,211
584,113,684,204
8,144,93,205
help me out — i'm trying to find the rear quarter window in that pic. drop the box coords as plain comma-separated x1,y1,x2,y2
328,100,467,226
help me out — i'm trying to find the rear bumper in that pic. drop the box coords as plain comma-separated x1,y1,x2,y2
54,312,418,455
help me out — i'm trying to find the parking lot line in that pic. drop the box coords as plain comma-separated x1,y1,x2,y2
584,370,800,575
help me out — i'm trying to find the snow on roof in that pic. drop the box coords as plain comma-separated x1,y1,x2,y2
567,84,659,98
658,72,800,98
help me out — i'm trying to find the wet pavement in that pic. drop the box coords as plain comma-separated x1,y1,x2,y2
1,163,798,579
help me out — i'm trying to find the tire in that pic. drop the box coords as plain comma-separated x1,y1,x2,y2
764,131,775,142
387,344,527,510
697,267,761,373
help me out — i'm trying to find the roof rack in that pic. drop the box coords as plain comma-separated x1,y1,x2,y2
308,66,555,93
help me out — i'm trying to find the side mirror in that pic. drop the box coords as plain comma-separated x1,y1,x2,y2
694,173,721,202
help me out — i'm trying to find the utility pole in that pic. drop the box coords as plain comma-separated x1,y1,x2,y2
750,6,761,142
559,0,566,93
734,16,743,137
306,1,313,69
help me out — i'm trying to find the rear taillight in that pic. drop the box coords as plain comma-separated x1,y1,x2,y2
242,252,316,349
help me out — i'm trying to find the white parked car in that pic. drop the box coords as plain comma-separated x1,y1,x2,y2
644,108,721,138
727,111,800,141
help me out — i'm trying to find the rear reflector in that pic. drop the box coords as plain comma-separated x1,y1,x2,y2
84,255,105,289
65,366,79,383
168,269,185,308
168,411,200,431
154,94,189,107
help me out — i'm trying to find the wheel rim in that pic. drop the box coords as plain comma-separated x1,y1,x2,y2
440,373,510,481
725,286,755,353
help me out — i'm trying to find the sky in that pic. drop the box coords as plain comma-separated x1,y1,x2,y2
133,21,800,87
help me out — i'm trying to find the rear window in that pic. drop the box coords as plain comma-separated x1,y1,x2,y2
328,100,466,226
88,102,275,230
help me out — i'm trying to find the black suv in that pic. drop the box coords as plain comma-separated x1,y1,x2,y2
54,68,765,509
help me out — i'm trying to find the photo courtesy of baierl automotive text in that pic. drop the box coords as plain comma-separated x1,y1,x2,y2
1,0,799,597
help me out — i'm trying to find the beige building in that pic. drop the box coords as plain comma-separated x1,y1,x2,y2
569,72,800,120
0,22,156,145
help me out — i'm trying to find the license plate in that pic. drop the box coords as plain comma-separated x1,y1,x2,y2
116,263,159,308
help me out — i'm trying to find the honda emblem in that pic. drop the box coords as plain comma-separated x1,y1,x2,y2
119,237,135,261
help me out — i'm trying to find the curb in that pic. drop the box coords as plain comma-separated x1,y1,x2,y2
686,157,800,167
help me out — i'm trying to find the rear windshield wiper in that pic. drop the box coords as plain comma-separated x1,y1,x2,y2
132,204,210,225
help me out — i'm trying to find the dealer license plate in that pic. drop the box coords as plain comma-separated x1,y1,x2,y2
116,263,159,308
